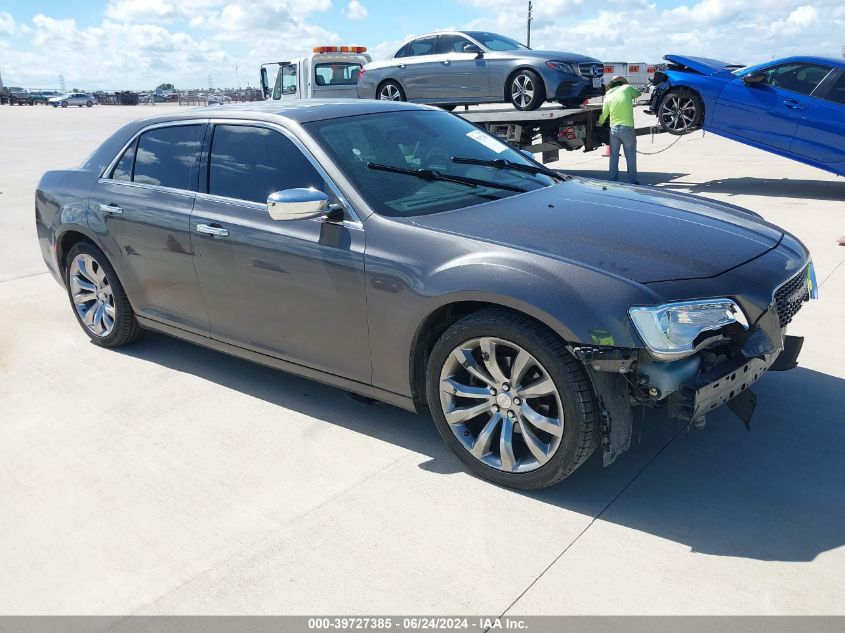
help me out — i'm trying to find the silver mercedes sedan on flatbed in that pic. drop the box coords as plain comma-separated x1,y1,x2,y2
357,31,604,110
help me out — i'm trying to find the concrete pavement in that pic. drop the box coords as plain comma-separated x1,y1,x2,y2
0,104,843,615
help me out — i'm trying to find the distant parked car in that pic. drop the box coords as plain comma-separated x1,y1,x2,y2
649,55,845,176
5,87,34,105
357,30,604,110
207,94,232,106
49,93,96,108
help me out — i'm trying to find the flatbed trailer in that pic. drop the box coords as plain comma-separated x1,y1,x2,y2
456,105,664,163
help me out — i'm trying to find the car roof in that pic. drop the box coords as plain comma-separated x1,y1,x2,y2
771,56,845,69
132,99,439,126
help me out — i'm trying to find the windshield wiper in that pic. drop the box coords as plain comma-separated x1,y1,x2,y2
367,162,527,193
451,156,566,182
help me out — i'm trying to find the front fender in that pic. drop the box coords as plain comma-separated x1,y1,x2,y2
364,216,657,397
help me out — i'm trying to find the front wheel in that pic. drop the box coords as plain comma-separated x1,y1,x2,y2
426,309,598,489
377,80,405,102
86,101,93,107
657,88,703,135
60,101,68,108
65,241,143,348
509,69,545,111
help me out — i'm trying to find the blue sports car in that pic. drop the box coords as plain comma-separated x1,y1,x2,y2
648,55,845,176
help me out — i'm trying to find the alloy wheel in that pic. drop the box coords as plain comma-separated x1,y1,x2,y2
69,253,116,337
511,74,535,109
439,337,564,473
659,94,697,132
379,84,402,101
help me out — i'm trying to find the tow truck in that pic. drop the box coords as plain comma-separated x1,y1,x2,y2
260,46,372,101
259,46,664,164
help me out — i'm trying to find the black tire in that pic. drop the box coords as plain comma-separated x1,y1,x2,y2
509,69,545,111
61,101,68,108
377,80,406,102
86,101,93,107
64,241,143,348
657,87,703,135
426,308,598,489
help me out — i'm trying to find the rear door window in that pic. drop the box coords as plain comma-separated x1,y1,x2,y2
407,37,436,57
133,125,203,189
111,139,137,181
823,72,845,105
208,125,323,204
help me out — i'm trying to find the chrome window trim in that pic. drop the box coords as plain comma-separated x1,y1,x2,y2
98,116,362,226
204,118,362,225
100,119,209,181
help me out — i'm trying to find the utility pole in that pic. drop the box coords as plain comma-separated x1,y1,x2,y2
235,62,240,90
527,1,533,48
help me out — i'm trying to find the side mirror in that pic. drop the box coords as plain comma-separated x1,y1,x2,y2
267,188,329,221
743,71,766,86
260,67,270,99
463,43,483,57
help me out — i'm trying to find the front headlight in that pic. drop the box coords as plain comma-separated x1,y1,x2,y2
545,61,575,74
629,299,749,360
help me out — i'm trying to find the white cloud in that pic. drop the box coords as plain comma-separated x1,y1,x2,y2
467,0,845,63
106,0,182,22
0,11,16,35
785,4,818,27
345,0,368,21
3,0,844,90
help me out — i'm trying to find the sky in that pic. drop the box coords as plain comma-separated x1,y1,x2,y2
0,0,843,90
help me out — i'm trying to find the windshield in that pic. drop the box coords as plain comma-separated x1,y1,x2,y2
465,31,528,51
303,110,554,217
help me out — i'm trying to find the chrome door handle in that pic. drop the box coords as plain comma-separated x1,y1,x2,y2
196,223,229,237
99,203,123,214
398,64,406,69
441,60,450,65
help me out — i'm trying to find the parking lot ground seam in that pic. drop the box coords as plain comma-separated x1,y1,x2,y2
498,423,687,619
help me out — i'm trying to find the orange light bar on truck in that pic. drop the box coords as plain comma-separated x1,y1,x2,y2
312,46,368,54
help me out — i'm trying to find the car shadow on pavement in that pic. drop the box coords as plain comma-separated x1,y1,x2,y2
661,177,845,201
118,333,845,563
561,169,688,186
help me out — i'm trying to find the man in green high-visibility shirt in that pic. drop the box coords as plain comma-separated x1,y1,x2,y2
598,76,642,184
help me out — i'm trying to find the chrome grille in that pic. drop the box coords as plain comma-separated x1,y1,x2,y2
773,265,809,328
579,63,603,78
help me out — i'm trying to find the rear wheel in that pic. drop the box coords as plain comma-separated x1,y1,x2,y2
65,241,143,348
426,308,598,489
658,87,703,135
377,80,406,102
509,69,545,111
86,100,93,107
60,101,68,108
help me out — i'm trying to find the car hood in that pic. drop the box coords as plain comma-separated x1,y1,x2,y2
408,178,783,284
501,49,600,64
664,54,741,76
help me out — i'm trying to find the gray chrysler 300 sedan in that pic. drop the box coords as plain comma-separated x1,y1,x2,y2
36,100,814,489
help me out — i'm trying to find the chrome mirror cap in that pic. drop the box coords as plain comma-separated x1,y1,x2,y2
267,188,329,221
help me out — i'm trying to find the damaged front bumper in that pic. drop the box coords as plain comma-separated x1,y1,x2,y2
573,309,805,466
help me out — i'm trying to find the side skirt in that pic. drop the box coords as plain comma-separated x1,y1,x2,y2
136,316,418,413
